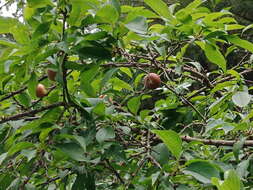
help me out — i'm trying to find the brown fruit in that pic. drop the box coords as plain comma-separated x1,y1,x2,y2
99,95,107,99
47,69,57,81
36,84,47,98
144,73,161,89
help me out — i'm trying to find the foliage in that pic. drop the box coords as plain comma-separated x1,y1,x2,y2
0,0,253,189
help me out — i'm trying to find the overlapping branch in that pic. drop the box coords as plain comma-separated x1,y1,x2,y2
181,136,253,147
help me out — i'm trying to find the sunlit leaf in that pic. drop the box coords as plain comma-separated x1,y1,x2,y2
204,42,226,72
152,130,182,159
232,91,251,107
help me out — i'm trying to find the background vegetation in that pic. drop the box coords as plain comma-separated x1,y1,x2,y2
1,0,253,189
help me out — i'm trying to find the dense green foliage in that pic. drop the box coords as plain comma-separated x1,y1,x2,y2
1,0,253,189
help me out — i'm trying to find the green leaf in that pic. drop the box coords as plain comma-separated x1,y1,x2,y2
175,0,205,21
72,173,95,190
203,12,232,24
24,6,36,21
211,81,237,94
134,73,145,88
221,170,242,190
144,0,172,20
75,46,112,60
72,173,87,190
124,7,159,23
57,143,86,161
205,31,227,39
27,72,37,99
83,31,108,41
183,160,220,183
242,24,253,34
233,137,246,161
183,0,206,10
21,149,36,162
226,24,245,31
204,42,226,72
236,159,250,179
226,35,253,53
125,16,148,35
110,0,121,14
243,109,253,122
0,39,19,48
151,172,160,186
8,142,35,156
0,152,8,165
232,91,251,108
96,127,115,143
120,67,132,78
92,102,105,116
209,94,231,115
27,0,53,8
15,92,31,107
0,17,18,34
100,68,118,92
39,127,57,142
96,4,119,24
18,107,62,133
80,65,100,97
151,143,170,164
0,17,29,44
65,61,83,70
68,0,98,26
127,96,141,115
212,170,242,190
86,98,103,106
110,77,133,91
32,22,51,38
152,130,182,159
74,136,86,152
7,178,21,190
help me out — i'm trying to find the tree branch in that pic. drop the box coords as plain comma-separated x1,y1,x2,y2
182,136,253,147
153,135,253,147
0,102,65,124
0,76,47,103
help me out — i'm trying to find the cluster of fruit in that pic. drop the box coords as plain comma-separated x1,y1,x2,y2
36,70,161,98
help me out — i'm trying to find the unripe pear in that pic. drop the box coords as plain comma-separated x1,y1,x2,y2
144,73,161,89
36,84,47,98
47,69,57,81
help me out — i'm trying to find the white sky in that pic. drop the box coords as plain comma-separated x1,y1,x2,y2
0,0,17,17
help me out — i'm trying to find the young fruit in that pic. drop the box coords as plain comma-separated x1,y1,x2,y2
47,69,57,81
144,73,161,89
36,84,47,98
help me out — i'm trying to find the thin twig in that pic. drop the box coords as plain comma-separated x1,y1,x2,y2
162,82,207,123
231,52,250,70
28,85,57,108
105,159,125,185
36,176,61,186
0,102,65,124
0,0,13,11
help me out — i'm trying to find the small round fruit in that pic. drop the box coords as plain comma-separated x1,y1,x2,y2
36,84,47,98
144,73,161,89
47,69,57,81
99,95,107,99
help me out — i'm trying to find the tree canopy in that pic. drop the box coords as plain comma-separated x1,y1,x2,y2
1,0,253,189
